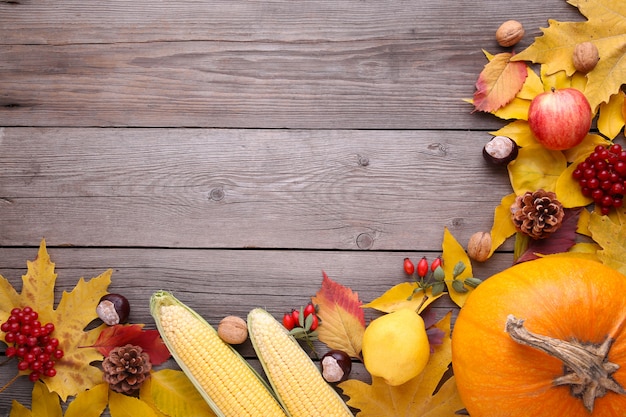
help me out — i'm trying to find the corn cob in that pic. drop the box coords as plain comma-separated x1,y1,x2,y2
150,291,287,417
247,308,354,417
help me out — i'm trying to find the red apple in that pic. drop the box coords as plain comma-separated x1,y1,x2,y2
527,87,592,151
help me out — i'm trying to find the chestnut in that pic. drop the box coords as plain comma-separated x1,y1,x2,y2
483,136,518,165
96,293,130,325
321,349,352,383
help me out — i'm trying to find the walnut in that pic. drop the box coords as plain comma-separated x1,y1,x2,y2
467,231,492,262
496,20,525,47
217,315,248,344
573,42,599,74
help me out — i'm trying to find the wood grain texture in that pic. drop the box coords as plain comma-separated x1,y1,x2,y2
0,127,513,249
0,1,582,128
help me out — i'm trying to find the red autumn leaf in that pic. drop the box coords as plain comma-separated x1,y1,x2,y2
474,52,528,113
311,272,365,359
516,207,582,263
92,324,171,365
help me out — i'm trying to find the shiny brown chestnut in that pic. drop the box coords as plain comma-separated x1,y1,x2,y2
483,136,519,165
96,293,130,325
321,349,352,383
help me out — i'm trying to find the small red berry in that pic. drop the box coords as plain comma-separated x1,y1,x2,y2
303,302,316,318
290,309,300,327
282,312,296,330
416,257,429,278
430,257,442,272
309,314,319,331
403,258,415,275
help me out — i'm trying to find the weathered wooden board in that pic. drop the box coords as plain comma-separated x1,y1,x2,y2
0,1,581,128
0,127,513,250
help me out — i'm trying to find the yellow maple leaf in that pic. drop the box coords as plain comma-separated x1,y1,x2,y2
0,239,112,401
588,209,626,274
488,193,517,257
597,91,626,139
339,312,465,416
513,0,626,110
441,228,475,308
507,144,567,194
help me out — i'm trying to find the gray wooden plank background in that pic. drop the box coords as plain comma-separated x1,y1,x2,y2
0,0,583,414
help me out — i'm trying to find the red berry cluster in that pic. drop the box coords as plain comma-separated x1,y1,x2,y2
282,302,319,332
573,143,626,215
404,256,442,278
1,306,64,382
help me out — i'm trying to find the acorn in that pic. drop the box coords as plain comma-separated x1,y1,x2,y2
483,136,518,165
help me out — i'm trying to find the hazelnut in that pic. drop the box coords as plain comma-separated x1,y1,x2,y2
483,136,518,165
321,350,352,383
96,294,130,325
495,20,525,47
217,315,248,344
467,231,492,262
573,42,599,74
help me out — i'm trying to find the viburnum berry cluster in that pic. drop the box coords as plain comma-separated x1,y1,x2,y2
1,306,64,382
573,143,626,215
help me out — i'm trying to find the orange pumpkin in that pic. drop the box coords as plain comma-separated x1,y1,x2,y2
452,257,626,416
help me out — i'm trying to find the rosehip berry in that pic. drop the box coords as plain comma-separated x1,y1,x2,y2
303,302,316,318
403,258,414,275
290,309,300,327
430,257,442,272
416,257,429,278
282,312,296,330
309,314,319,331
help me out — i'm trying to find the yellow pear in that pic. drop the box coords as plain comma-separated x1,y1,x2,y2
361,308,430,386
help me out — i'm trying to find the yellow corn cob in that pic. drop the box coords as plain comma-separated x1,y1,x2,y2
150,291,288,417
247,308,354,417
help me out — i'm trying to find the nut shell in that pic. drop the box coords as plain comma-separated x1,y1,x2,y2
217,315,248,344
467,232,492,262
573,42,599,74
483,136,518,165
97,294,130,325
495,20,525,47
321,350,352,383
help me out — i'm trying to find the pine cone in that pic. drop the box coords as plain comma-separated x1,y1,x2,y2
102,344,152,394
510,189,564,239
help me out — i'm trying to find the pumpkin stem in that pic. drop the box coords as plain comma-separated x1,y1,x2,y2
505,315,626,413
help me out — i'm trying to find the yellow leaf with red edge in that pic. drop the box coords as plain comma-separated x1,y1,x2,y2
311,272,365,359
598,91,626,139
339,312,464,417
489,193,517,256
588,209,626,275
64,383,109,417
109,391,158,417
145,369,217,417
473,51,528,113
363,284,444,314
507,144,567,194
513,0,626,111
0,240,112,401
442,228,474,308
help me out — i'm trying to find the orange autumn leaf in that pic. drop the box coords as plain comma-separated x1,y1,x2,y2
0,239,112,401
339,312,464,416
311,272,365,359
473,51,528,113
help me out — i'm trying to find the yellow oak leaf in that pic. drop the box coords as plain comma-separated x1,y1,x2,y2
507,144,567,194
339,312,464,416
0,240,112,401
588,210,626,274
441,228,474,308
9,381,63,417
363,284,444,314
473,51,528,113
311,272,365,359
143,369,217,417
489,193,517,256
513,0,626,110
